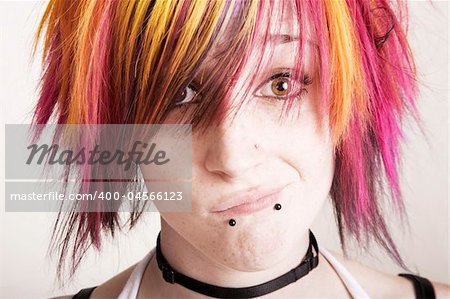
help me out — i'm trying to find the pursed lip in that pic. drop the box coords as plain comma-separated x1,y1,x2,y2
211,185,287,216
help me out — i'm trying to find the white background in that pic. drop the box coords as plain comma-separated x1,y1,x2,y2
0,1,448,298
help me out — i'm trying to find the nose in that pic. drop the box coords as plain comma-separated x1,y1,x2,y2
203,106,264,181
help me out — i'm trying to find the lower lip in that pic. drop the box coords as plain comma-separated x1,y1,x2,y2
212,188,285,216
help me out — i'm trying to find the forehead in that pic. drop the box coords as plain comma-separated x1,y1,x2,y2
210,0,313,58
266,0,301,35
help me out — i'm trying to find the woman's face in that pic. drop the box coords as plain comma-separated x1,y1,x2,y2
148,6,335,271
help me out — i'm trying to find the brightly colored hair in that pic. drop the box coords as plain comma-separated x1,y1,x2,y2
32,0,420,282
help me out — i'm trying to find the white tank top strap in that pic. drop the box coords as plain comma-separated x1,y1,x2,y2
319,246,371,299
117,246,371,299
117,248,156,299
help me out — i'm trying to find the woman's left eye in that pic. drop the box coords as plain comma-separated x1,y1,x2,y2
254,72,312,99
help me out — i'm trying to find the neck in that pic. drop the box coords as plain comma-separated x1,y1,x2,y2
144,218,317,297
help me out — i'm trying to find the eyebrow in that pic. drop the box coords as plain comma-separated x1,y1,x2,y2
271,34,319,49
270,34,299,44
211,34,314,60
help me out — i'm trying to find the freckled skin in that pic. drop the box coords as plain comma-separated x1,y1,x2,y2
152,67,334,277
140,0,335,291
235,226,282,269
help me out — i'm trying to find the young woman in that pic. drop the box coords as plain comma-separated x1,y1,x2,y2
31,0,449,298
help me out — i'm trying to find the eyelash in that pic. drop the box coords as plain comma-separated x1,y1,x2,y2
172,71,313,109
255,71,313,100
172,83,201,109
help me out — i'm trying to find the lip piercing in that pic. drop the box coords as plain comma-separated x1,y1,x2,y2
228,203,282,226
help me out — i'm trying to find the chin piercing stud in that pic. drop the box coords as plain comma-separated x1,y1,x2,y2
228,219,236,226
274,203,282,210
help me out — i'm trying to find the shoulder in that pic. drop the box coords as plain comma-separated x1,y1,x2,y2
431,281,450,299
323,249,450,299
50,263,138,299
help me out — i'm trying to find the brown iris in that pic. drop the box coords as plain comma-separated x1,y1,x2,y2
271,78,290,96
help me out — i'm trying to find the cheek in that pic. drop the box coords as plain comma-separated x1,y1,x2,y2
273,99,335,196
297,141,334,196
279,112,334,173
304,132,334,184
279,119,335,230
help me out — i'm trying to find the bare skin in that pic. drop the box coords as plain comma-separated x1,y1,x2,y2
52,248,450,299
50,2,450,299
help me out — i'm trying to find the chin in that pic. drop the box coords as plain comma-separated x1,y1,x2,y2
217,225,290,271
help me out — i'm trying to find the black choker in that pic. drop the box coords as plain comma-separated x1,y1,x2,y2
155,230,319,298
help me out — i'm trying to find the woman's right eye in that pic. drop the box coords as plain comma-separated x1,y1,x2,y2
174,84,200,107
